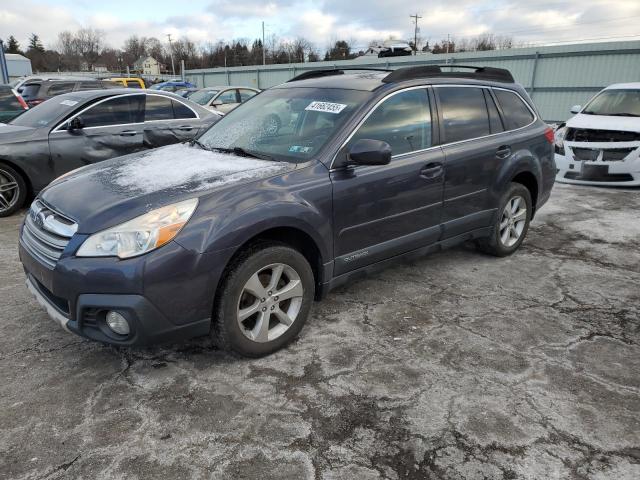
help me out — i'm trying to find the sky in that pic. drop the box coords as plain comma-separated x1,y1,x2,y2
1,0,640,52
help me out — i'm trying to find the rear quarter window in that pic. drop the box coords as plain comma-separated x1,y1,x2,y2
45,82,77,96
494,90,535,130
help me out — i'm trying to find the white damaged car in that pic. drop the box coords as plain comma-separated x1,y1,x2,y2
555,83,640,186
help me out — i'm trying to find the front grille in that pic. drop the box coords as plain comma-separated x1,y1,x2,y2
564,171,634,182
573,148,599,161
20,200,77,269
603,148,634,161
566,128,640,143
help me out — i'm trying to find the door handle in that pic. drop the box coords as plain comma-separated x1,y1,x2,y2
177,126,194,131
420,162,444,179
496,145,512,159
119,130,138,136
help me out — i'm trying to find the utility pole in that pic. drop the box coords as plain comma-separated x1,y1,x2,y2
262,21,266,65
410,13,422,55
166,33,176,77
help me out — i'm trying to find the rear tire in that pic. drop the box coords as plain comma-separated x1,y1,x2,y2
211,243,315,357
476,182,532,257
0,163,27,217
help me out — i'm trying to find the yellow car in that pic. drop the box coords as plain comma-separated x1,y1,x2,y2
107,78,146,89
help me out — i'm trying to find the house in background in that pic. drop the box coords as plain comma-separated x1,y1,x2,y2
6,53,33,82
133,56,162,76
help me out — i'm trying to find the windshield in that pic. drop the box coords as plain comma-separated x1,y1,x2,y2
190,89,219,105
9,95,82,128
582,89,640,117
198,87,371,162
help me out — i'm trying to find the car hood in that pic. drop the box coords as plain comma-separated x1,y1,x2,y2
566,113,640,133
0,123,37,141
40,143,295,233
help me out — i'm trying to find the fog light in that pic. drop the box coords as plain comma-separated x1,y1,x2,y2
105,311,130,335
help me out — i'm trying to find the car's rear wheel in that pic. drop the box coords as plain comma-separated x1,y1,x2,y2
476,182,532,257
212,243,314,357
0,163,27,217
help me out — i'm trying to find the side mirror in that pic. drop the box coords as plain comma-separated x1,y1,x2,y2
211,100,223,107
66,117,84,131
570,105,582,114
348,139,392,166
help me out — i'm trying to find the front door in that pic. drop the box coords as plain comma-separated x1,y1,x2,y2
143,94,201,148
213,89,240,113
48,94,145,177
331,87,444,275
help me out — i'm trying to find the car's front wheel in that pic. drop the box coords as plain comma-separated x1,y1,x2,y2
0,163,27,217
476,182,532,257
212,243,315,357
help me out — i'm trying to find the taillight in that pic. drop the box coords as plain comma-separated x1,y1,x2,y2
15,94,29,110
543,126,554,144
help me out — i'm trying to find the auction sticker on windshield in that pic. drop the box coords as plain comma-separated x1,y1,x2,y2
305,101,347,114
60,100,78,106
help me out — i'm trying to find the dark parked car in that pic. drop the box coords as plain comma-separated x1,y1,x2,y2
0,89,220,216
0,85,29,122
149,81,197,92
19,66,555,357
17,78,120,108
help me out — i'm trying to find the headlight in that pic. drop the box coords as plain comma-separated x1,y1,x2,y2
77,198,198,259
554,126,567,155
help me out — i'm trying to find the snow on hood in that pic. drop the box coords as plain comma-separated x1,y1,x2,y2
111,143,290,195
567,113,640,133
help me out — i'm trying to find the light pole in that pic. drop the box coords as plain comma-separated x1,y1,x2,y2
262,21,266,65
167,33,176,77
410,13,422,55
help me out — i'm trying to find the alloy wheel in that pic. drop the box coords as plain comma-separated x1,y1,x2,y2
0,169,19,214
237,263,304,343
499,195,527,247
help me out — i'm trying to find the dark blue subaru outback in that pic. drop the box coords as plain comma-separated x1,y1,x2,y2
19,66,555,357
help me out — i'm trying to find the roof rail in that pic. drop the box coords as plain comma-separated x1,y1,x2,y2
382,65,514,83
287,67,392,83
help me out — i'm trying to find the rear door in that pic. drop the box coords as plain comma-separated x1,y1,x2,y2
143,94,201,147
435,85,506,239
331,87,445,275
48,94,145,176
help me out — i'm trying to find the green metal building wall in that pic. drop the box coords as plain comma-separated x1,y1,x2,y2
185,40,640,122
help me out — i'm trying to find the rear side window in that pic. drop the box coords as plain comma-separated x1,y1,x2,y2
126,81,142,89
172,100,196,119
485,91,504,134
145,95,197,120
494,90,534,130
46,82,76,96
349,88,432,156
80,95,145,128
145,95,174,120
437,87,490,143
18,84,41,99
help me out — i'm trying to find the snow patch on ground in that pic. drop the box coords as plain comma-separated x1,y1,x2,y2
112,143,288,194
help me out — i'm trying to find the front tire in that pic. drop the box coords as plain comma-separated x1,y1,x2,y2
0,163,27,217
212,243,315,357
476,182,532,257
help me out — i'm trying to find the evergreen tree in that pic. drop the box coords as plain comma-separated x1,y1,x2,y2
28,33,45,53
7,35,22,54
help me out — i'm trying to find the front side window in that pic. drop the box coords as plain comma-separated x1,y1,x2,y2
80,95,144,128
437,87,491,143
190,89,219,106
126,81,142,89
494,90,534,130
348,88,432,156
581,89,640,117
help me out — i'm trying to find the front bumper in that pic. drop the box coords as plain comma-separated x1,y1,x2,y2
555,142,640,186
19,237,230,346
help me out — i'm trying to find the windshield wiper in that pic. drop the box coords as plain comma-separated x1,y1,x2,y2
606,113,640,117
211,146,276,162
189,138,211,150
